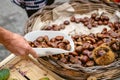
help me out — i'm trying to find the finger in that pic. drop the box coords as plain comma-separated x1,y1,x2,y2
28,47,38,58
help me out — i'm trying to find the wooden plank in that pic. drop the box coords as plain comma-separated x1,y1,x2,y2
0,55,64,80
8,69,26,80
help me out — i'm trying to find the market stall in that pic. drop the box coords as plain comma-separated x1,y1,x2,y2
1,0,120,80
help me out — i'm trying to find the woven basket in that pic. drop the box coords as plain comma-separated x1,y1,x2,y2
25,1,120,80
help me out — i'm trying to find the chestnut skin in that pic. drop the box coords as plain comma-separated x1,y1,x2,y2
64,20,70,25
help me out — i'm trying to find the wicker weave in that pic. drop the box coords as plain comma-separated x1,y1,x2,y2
25,1,120,80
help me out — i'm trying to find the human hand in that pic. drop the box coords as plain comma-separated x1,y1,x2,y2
3,33,38,58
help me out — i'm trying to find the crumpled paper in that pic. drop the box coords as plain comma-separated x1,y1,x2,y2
52,3,75,20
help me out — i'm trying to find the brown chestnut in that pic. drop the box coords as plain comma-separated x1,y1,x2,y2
84,22,89,26
75,18,80,23
55,36,64,41
64,20,70,25
36,36,44,42
62,39,70,44
111,43,119,51
59,24,65,29
91,13,97,19
57,42,65,49
50,38,56,42
98,20,103,25
69,52,78,56
66,44,71,50
86,60,95,67
60,58,67,63
75,46,83,53
70,16,76,22
80,55,89,63
103,21,108,25
82,49,92,55
96,49,106,57
44,35,49,42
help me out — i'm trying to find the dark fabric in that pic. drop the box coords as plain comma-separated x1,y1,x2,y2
46,0,55,5
12,0,46,10
26,9,39,17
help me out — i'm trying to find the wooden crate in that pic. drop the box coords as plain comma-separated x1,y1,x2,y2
0,54,64,80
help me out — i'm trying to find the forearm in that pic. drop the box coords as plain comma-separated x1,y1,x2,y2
0,27,14,44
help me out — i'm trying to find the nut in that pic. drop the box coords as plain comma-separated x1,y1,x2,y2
75,18,80,23
59,24,65,29
62,39,70,44
36,36,44,42
58,42,66,49
98,20,103,25
66,44,71,50
75,46,83,53
70,16,76,22
55,36,64,41
69,52,78,56
80,55,89,63
44,35,49,42
64,20,70,25
50,38,56,42
86,60,95,67
91,13,97,19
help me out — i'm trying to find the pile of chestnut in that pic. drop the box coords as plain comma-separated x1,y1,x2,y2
49,13,120,67
40,13,120,67
28,35,71,51
42,13,113,30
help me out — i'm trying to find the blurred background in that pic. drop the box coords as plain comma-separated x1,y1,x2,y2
0,0,69,61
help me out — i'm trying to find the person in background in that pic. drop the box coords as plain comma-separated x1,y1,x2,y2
12,0,55,17
0,27,38,58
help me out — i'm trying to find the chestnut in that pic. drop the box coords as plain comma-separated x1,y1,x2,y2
57,42,65,49
82,49,91,55
84,22,89,26
95,17,100,21
80,55,89,63
49,42,57,48
98,20,103,25
92,22,97,27
66,44,71,50
111,43,119,51
84,17,89,22
44,35,49,42
62,39,70,44
75,18,80,23
44,26,52,30
50,38,56,42
82,42,90,49
96,49,106,57
87,24,92,29
75,46,83,53
41,42,48,48
33,41,40,47
60,58,67,63
70,16,76,22
59,24,65,29
36,36,44,42
103,21,108,25
64,20,70,25
91,13,97,19
53,25,61,31
89,44,95,50
55,36,64,41
86,60,95,67
108,22,114,28
104,16,109,21
69,52,78,56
